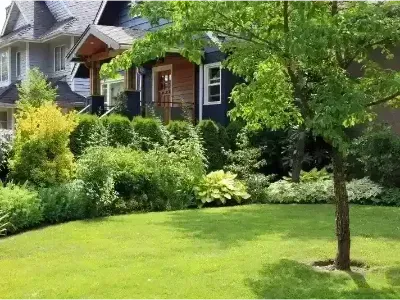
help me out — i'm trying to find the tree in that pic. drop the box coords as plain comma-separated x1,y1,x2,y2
10,69,76,187
101,1,400,270
17,68,57,110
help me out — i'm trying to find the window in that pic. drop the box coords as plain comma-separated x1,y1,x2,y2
204,62,221,105
16,51,21,78
54,46,66,72
0,51,8,82
101,79,124,106
0,111,7,129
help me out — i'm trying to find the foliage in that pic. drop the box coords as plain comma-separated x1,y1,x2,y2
113,92,128,115
244,173,275,204
166,120,192,140
39,180,87,224
349,124,400,187
265,177,394,206
266,179,334,204
77,124,205,215
224,129,266,178
76,147,118,216
197,120,229,171
0,183,42,233
284,168,332,183
132,116,166,149
0,211,8,236
195,170,250,206
70,114,107,156
10,102,77,187
0,130,13,180
102,114,137,147
225,120,244,150
16,68,57,109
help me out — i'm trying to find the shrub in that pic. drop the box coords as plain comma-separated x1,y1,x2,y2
195,170,250,206
76,147,118,216
10,102,77,187
245,173,275,203
349,124,400,187
132,116,166,149
102,114,136,147
166,120,192,140
376,188,400,206
70,114,107,156
283,168,332,183
0,211,8,236
0,183,42,233
224,130,266,178
76,127,206,215
39,180,87,224
197,120,229,171
265,177,393,206
265,180,334,204
225,120,244,150
0,130,13,181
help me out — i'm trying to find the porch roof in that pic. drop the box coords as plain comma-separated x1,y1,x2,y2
67,25,146,62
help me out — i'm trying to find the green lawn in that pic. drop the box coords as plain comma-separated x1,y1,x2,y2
1,204,400,299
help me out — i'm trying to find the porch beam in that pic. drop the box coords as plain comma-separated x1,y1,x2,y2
86,49,124,63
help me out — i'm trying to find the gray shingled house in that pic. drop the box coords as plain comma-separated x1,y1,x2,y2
0,1,102,130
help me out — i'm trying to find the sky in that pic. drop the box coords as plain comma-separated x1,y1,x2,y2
0,0,12,32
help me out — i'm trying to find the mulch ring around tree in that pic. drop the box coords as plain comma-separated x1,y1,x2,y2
311,259,369,273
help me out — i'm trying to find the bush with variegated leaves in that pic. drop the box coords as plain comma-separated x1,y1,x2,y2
194,170,250,206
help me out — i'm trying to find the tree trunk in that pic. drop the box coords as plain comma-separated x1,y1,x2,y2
291,128,306,183
332,147,351,270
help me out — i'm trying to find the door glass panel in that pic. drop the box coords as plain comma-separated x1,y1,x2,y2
0,111,7,129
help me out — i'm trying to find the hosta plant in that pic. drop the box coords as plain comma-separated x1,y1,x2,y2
195,170,250,206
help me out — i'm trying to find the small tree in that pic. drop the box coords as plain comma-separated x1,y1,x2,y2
17,68,57,110
101,1,400,270
10,70,76,186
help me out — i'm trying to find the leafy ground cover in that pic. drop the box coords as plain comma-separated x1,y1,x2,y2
0,204,399,298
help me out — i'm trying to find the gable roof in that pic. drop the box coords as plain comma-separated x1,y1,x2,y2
0,1,102,47
67,24,146,62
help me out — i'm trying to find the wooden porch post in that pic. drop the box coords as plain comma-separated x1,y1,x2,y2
124,67,137,91
90,61,101,96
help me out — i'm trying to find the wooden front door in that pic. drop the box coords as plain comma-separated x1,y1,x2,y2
157,70,172,122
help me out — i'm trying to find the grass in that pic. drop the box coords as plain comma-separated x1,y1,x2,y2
1,204,400,298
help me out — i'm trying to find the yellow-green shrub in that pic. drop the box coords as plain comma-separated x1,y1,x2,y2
10,102,77,186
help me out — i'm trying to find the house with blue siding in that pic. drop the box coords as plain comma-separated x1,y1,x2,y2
0,1,102,130
68,1,240,125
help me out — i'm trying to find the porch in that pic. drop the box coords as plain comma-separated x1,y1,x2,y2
67,25,198,123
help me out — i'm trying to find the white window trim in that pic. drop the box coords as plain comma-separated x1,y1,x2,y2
101,77,125,106
54,45,66,72
152,64,173,104
203,62,222,105
15,51,21,78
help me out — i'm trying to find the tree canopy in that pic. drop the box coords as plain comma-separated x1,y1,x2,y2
101,1,400,151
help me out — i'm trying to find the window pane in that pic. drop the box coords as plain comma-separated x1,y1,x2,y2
16,52,21,77
209,67,220,84
1,53,8,82
61,46,65,70
208,85,220,102
55,48,60,71
0,111,7,129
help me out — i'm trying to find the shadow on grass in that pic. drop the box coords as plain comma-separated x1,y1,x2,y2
386,267,400,286
247,259,398,299
164,204,400,247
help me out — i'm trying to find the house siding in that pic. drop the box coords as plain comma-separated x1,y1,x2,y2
29,42,50,74
72,77,90,97
47,36,75,84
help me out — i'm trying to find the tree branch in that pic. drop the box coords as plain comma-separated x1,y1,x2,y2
366,90,400,107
